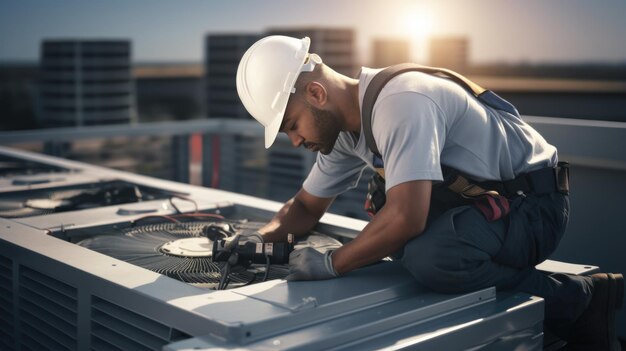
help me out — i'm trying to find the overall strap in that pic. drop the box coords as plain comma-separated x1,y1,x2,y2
361,63,490,159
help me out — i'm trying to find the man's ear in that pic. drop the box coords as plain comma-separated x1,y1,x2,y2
304,81,327,108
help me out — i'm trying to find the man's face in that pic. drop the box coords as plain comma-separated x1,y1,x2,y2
281,100,341,155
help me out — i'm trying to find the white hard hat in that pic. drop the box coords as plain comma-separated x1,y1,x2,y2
236,36,320,148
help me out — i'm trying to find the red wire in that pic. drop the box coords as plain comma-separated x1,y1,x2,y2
131,215,180,225
171,213,225,220
211,136,221,188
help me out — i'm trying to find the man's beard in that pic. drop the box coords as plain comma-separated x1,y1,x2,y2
308,105,341,155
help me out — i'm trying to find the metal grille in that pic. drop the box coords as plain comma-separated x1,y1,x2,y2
0,255,14,351
18,266,78,351
91,296,189,351
219,134,269,197
268,142,311,202
78,221,290,289
268,150,306,178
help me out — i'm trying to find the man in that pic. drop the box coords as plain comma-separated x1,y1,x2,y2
236,35,623,350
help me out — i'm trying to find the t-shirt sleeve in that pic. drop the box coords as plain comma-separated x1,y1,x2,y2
302,135,367,198
373,92,446,191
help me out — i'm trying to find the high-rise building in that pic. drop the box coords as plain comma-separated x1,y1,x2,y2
266,27,356,77
203,29,357,202
0,63,39,130
246,28,357,203
429,37,469,73
38,40,135,127
371,38,411,68
204,34,260,119
134,63,204,122
204,29,355,120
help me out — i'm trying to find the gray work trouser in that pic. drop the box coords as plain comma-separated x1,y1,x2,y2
400,192,592,335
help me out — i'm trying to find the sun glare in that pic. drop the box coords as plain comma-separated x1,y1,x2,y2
403,12,435,39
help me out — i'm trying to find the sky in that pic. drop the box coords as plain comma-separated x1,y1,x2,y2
1,0,626,65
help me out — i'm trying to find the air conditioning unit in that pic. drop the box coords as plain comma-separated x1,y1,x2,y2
0,147,106,194
0,180,192,219
0,147,547,351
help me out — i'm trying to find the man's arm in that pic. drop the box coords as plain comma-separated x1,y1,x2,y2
331,179,431,274
258,188,334,242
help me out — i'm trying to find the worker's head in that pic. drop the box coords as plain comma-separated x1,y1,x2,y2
236,36,342,154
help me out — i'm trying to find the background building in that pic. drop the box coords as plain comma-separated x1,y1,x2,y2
201,29,359,206
371,38,411,68
134,63,204,122
204,29,356,121
231,28,357,206
204,34,260,119
38,40,136,127
266,28,356,77
429,36,469,73
0,63,39,131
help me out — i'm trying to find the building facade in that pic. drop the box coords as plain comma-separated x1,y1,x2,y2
371,38,411,68
38,40,136,127
204,29,355,120
204,34,260,119
429,36,469,73
266,27,356,77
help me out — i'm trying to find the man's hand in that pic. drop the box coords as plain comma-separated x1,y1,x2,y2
286,247,338,281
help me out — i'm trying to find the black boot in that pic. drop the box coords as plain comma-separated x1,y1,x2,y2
565,273,624,351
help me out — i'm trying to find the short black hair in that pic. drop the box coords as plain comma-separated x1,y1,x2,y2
293,61,323,98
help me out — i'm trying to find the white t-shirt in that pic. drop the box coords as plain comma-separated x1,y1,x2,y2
303,67,558,198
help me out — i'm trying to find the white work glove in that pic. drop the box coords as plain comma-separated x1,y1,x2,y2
286,247,338,281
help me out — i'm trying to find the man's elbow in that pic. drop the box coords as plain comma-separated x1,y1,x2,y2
384,180,432,240
392,208,427,240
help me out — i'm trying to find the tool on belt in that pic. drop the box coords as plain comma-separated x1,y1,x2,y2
361,63,570,220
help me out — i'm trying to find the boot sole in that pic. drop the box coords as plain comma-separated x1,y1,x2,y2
607,273,623,351
610,273,624,309
566,273,624,351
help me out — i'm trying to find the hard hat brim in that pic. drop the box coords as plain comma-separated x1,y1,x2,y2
264,111,283,149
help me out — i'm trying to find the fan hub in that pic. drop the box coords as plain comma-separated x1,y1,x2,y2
160,238,213,257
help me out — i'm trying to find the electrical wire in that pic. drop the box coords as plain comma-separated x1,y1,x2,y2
238,231,272,282
218,262,231,290
125,215,275,290
168,195,198,213
171,213,225,220
131,215,180,226
126,214,228,237
168,198,182,214
215,230,271,289
262,254,271,282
